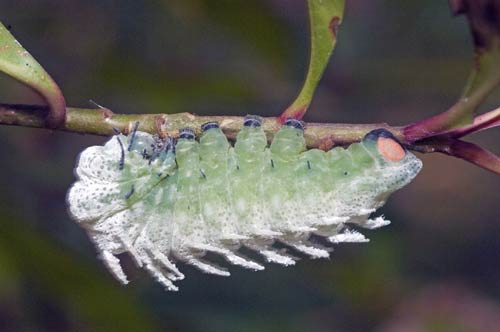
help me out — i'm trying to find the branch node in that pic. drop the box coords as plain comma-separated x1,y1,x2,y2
318,135,336,151
101,108,114,119
155,115,167,138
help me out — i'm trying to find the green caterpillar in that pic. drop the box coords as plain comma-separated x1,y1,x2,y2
67,117,422,291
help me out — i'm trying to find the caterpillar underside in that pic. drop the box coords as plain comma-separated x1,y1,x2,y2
67,117,422,291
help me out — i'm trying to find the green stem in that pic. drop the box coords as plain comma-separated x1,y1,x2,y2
0,23,66,128
405,1,500,141
280,0,345,122
405,40,500,141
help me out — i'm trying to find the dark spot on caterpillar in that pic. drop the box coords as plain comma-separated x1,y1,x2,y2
236,165,240,170
243,115,262,127
307,160,311,170
142,148,148,159
124,185,135,199
284,118,304,131
179,128,195,140
344,171,348,176
363,128,399,143
271,159,275,168
127,121,140,151
201,122,219,132
200,169,207,179
112,127,121,135
6,24,12,30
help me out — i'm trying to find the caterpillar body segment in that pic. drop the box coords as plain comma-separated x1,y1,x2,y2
67,116,422,290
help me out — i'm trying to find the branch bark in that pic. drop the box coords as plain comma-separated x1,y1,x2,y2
1,102,499,174
0,103,401,149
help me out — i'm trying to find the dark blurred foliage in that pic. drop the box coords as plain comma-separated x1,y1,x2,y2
0,1,499,331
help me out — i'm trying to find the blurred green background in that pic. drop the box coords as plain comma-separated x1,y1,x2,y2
0,1,499,331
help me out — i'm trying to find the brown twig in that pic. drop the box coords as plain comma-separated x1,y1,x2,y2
1,102,499,174
0,103,401,148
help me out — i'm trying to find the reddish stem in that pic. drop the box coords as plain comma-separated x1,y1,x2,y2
428,138,500,174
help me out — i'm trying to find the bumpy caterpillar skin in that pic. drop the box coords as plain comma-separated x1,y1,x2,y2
67,117,422,291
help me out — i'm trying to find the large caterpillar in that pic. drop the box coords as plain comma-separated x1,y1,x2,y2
67,117,422,291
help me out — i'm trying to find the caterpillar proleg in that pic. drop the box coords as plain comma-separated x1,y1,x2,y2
67,116,422,291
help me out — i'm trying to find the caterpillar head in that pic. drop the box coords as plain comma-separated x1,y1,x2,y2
362,128,422,193
326,128,422,215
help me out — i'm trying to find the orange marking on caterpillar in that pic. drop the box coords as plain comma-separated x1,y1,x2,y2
377,137,406,162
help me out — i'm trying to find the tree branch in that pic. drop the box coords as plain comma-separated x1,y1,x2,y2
0,103,400,149
2,102,499,174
